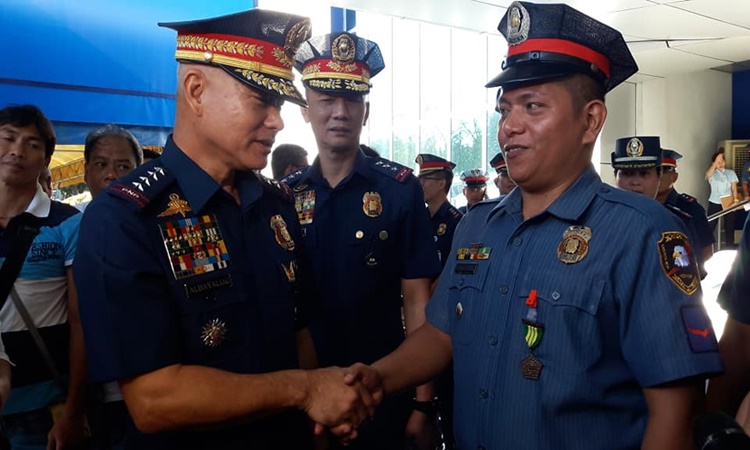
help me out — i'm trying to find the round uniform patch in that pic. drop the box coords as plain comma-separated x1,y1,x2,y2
657,231,699,295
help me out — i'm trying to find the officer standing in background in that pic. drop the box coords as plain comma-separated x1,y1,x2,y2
657,148,714,277
416,154,462,268
283,31,441,450
344,2,722,449
74,9,374,450
458,169,487,214
611,136,663,200
490,152,516,195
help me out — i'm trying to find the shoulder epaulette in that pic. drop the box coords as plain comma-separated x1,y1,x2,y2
665,203,693,220
448,204,463,219
280,167,306,187
370,158,413,183
258,173,294,204
106,165,174,211
679,193,697,203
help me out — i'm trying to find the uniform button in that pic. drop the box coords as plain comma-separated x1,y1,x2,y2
489,336,498,346
500,285,508,294
513,237,522,247
551,291,560,301
479,388,488,399
458,279,465,287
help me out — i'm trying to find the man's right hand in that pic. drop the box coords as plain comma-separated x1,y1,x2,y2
344,363,385,405
302,367,375,432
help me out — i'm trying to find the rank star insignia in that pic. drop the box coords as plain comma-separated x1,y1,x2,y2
657,231,699,295
362,191,383,218
201,318,227,348
270,215,296,251
437,223,447,236
557,225,592,264
158,193,193,218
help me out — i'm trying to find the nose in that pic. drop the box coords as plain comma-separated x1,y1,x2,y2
265,105,284,132
499,110,523,143
331,98,350,119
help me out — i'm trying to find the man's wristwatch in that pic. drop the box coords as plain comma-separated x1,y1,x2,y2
413,398,439,414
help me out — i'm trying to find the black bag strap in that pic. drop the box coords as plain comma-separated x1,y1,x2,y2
0,213,41,309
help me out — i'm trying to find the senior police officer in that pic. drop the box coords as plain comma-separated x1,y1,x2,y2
416,154,462,268
657,148,714,276
458,169,488,214
282,32,442,449
344,2,723,449
73,9,374,450
490,152,516,195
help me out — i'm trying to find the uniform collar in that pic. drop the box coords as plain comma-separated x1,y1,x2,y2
666,188,680,205
490,165,601,222
160,137,263,213
436,200,452,218
300,148,376,187
26,184,51,218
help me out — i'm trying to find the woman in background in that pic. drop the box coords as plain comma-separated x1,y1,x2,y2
706,149,740,248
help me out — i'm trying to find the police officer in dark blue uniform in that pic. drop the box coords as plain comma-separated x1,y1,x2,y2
490,152,516,195
707,213,750,415
458,169,488,214
657,148,715,277
283,31,442,450
416,154,462,268
73,9,374,450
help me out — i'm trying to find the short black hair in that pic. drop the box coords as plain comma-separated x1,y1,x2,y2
84,124,143,165
561,73,606,113
271,144,308,180
711,150,724,163
0,104,56,158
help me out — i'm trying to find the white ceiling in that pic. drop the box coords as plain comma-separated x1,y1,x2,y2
332,0,750,81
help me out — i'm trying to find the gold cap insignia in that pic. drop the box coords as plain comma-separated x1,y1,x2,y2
626,138,644,157
437,223,447,236
657,231,699,295
332,33,356,64
506,2,531,45
201,318,227,348
282,18,312,67
362,191,383,218
270,214,296,251
158,193,193,218
557,226,592,264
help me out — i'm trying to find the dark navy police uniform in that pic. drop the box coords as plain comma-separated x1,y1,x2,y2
431,202,462,268
76,139,315,449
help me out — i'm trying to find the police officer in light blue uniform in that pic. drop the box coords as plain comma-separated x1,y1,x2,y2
74,9,374,450
343,3,723,449
416,154,462,268
284,31,441,450
658,148,715,277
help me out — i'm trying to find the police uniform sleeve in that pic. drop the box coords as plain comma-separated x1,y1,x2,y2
74,198,181,384
616,212,723,387
719,215,750,324
400,177,442,280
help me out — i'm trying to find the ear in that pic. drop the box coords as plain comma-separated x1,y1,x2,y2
181,67,207,116
300,106,310,123
581,100,607,147
362,101,370,126
673,171,680,183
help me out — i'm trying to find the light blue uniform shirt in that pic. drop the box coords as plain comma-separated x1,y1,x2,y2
707,168,738,204
427,166,723,450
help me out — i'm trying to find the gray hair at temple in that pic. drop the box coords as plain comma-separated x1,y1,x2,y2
84,124,143,166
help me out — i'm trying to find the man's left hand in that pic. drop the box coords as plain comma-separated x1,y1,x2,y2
404,410,438,450
46,412,87,450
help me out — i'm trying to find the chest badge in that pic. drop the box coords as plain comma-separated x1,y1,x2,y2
362,191,383,218
201,318,227,348
157,193,193,218
270,215,296,252
159,214,231,280
294,190,316,225
437,223,447,236
557,226,592,264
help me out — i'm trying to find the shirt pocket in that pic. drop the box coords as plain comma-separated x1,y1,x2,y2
529,278,606,373
447,262,491,346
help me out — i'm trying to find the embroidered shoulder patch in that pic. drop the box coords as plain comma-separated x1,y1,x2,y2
657,231,699,295
680,305,718,353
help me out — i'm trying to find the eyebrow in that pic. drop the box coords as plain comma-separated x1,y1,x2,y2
499,91,544,104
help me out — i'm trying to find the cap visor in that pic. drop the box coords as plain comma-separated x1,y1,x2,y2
221,66,308,107
486,62,586,89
